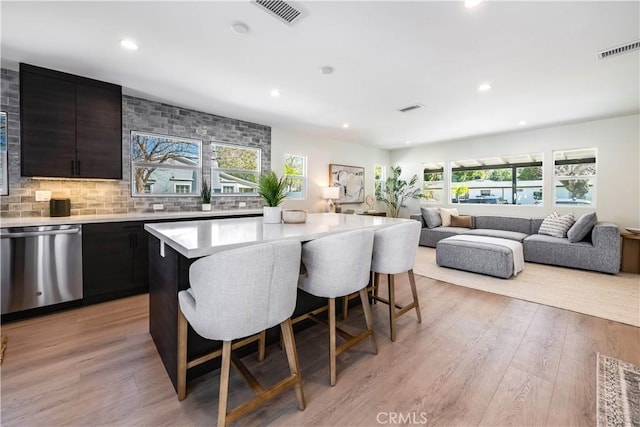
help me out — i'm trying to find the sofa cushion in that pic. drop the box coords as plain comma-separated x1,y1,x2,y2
474,216,532,234
420,207,442,229
567,212,597,243
538,211,575,238
463,228,529,242
450,214,473,228
439,207,459,227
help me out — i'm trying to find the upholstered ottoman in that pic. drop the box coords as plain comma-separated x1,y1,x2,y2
436,235,524,279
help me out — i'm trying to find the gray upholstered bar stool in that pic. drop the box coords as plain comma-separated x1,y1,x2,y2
371,220,422,342
177,240,306,427
295,228,377,386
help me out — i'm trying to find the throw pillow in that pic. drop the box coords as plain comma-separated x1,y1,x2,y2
538,211,576,238
420,207,442,229
438,207,459,227
567,212,597,242
450,214,473,228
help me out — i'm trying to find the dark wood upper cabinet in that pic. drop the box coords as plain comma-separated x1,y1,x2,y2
20,63,123,179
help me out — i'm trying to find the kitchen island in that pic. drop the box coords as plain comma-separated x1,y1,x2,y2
144,213,409,392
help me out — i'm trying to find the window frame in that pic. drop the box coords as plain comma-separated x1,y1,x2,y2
373,164,386,198
422,164,445,204
130,130,202,198
210,143,262,196
553,149,597,208
284,153,306,200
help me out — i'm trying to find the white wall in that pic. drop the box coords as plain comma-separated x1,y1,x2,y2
390,114,640,228
271,128,390,213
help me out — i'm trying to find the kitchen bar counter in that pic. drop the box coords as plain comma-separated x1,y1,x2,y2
0,208,263,228
147,213,409,391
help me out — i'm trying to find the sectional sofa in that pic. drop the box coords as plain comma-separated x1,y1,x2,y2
410,213,621,274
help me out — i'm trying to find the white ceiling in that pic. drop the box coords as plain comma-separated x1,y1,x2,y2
1,1,639,149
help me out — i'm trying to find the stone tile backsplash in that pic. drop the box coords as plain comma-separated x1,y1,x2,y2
0,68,270,219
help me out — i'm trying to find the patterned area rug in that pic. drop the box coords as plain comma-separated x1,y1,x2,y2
597,353,640,427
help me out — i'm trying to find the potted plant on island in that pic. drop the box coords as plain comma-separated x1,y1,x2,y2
258,171,288,223
201,179,212,211
376,166,424,218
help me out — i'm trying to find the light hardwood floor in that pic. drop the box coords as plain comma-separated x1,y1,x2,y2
1,274,638,426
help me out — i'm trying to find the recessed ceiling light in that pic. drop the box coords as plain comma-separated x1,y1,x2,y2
342,123,349,129
270,89,280,98
465,0,482,8
120,39,139,50
478,83,492,92
320,66,334,75
231,22,249,34
519,120,527,126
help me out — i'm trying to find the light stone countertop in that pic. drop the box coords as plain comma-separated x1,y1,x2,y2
0,209,263,228
145,212,410,259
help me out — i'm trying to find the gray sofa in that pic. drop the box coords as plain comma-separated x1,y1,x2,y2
410,214,621,274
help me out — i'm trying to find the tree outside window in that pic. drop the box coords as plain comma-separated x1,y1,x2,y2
284,154,305,199
131,131,201,196
374,164,386,198
554,148,596,206
211,144,261,195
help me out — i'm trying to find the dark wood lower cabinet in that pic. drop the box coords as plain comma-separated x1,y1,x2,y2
83,221,149,304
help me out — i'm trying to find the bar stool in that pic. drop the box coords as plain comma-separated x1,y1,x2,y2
177,240,305,427
371,220,422,341
295,228,377,386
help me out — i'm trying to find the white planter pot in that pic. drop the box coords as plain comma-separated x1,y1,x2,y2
263,206,282,224
202,203,212,211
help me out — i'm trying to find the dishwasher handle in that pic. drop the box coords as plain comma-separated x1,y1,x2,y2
0,227,81,238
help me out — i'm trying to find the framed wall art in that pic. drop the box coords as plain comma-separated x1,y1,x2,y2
329,163,365,204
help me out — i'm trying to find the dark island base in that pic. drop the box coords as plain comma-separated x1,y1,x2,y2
148,236,354,391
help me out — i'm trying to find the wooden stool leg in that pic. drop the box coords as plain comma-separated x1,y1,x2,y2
408,269,422,323
280,319,306,410
258,330,266,362
329,298,337,386
359,288,378,354
217,341,232,427
342,295,349,320
373,272,380,304
388,274,397,342
177,308,188,401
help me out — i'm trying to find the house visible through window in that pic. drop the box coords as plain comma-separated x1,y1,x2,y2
423,163,444,204
553,148,596,206
284,154,306,199
130,131,201,196
449,153,543,205
211,144,261,195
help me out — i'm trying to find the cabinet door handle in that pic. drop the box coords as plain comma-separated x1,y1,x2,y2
71,160,75,175
76,160,81,176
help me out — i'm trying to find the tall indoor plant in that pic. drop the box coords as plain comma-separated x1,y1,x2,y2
377,166,423,218
258,171,288,223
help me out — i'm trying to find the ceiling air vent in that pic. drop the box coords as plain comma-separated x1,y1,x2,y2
597,40,640,60
254,0,303,25
398,103,425,113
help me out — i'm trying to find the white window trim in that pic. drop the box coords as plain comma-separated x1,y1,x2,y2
285,154,306,200
211,143,261,197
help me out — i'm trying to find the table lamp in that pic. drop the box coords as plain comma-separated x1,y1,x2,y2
322,187,340,213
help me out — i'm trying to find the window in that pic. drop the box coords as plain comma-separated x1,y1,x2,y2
554,148,596,206
450,153,543,205
423,163,444,203
0,112,7,196
284,154,306,199
211,144,261,195
374,164,386,198
131,131,201,196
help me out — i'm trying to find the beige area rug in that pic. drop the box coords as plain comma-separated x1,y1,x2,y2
597,353,640,427
414,247,640,327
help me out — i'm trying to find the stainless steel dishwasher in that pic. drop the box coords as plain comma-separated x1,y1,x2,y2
1,224,83,314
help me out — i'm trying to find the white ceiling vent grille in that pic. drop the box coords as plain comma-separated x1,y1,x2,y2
597,40,640,60
254,0,303,25
398,103,425,113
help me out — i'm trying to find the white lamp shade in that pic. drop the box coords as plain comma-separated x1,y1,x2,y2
322,187,340,199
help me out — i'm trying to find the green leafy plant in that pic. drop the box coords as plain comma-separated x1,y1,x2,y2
201,179,211,204
452,184,469,204
258,171,288,207
376,166,423,218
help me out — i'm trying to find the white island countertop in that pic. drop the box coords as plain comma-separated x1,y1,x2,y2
0,209,263,228
145,213,410,259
